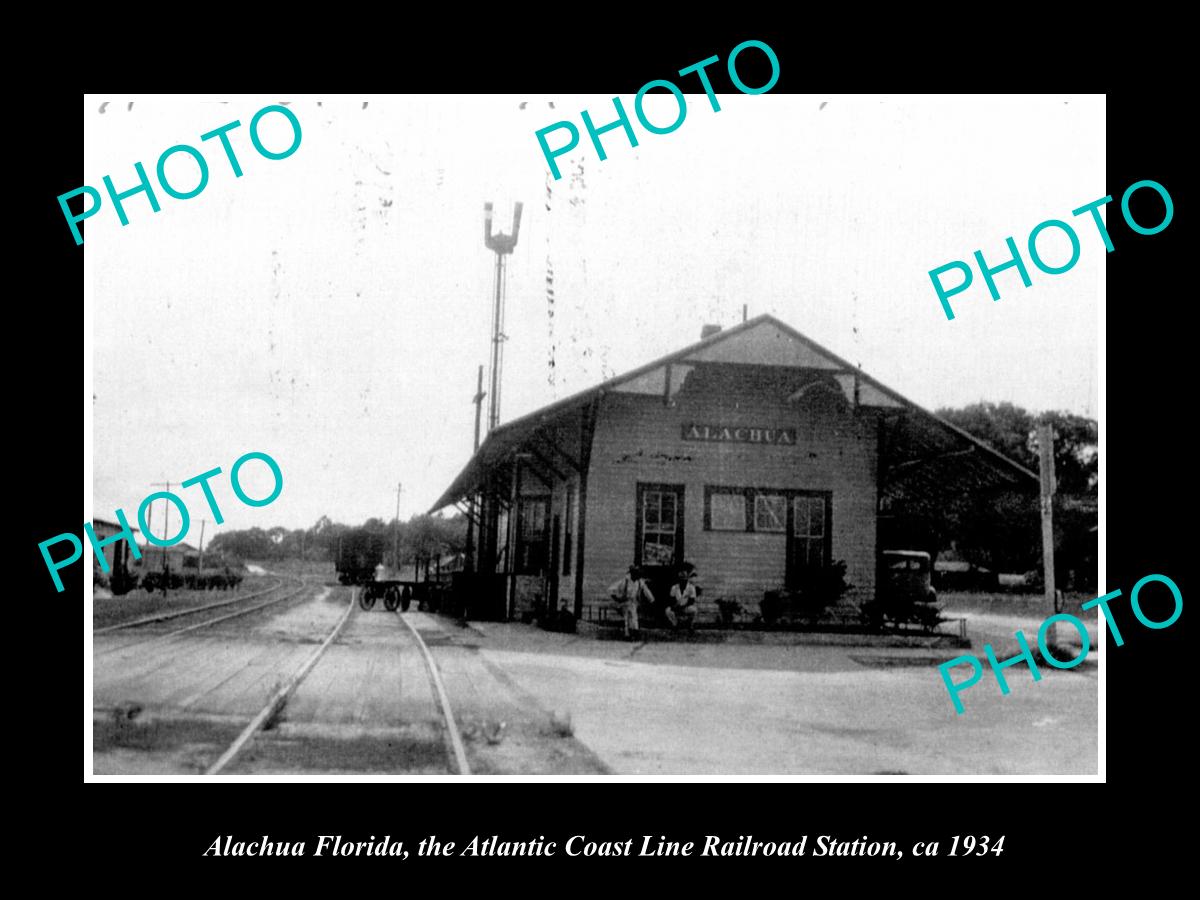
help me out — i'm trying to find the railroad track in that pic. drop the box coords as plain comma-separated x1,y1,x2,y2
94,576,311,656
204,592,471,776
395,607,471,775
94,577,286,634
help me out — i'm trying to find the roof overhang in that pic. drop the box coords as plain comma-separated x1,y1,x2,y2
430,315,1037,512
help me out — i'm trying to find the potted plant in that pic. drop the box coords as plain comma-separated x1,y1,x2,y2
761,561,852,627
716,598,742,626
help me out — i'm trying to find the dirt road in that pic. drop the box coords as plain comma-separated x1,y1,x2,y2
465,620,1099,776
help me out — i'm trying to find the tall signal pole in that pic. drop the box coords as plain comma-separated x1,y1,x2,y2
473,364,485,452
466,365,486,573
483,200,523,432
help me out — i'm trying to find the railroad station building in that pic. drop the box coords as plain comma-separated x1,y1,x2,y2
431,315,1035,621
92,517,141,579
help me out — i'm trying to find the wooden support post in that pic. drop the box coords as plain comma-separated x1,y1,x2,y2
522,458,554,488
484,475,498,574
455,500,483,529
573,397,600,619
536,435,582,474
507,458,521,620
464,494,476,573
529,446,567,482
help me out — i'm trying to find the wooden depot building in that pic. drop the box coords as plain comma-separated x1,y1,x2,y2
430,315,1036,622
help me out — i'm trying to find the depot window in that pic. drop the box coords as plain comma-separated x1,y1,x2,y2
704,486,830,540
754,494,787,532
708,491,746,531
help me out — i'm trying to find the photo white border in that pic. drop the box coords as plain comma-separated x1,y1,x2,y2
83,92,1106,784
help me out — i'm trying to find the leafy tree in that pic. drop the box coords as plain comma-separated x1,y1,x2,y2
928,402,1097,587
1036,410,1098,494
403,514,467,561
937,402,1097,495
938,401,1035,468
208,527,275,561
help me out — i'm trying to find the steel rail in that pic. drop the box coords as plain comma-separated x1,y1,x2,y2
395,610,471,775
205,589,357,776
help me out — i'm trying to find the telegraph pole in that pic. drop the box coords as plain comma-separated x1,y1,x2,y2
145,503,154,566
150,481,173,596
197,519,208,577
1037,423,1059,645
393,482,403,573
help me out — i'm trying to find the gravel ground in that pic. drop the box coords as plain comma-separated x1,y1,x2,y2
462,616,1097,776
91,590,1098,776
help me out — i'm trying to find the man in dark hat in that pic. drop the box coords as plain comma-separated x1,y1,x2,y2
609,563,653,639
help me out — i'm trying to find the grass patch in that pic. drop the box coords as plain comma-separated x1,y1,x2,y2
92,576,275,629
231,728,450,774
93,711,243,756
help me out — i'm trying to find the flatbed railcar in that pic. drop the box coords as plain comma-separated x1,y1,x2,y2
335,532,451,612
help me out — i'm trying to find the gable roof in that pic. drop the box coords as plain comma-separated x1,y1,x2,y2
93,518,141,533
430,314,1037,512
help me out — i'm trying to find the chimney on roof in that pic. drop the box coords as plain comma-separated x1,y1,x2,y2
701,324,722,339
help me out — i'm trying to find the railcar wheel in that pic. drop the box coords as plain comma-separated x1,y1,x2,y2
359,587,377,610
384,586,400,612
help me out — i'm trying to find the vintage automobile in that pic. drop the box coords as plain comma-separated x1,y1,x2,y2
882,550,938,603
859,550,943,631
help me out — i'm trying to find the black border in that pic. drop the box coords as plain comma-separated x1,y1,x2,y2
29,24,1189,881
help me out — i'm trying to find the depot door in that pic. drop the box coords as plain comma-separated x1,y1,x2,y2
786,492,832,590
635,483,685,603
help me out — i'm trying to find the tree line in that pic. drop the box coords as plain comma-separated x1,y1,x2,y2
207,512,467,567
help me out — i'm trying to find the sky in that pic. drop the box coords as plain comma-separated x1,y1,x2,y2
84,93,1103,539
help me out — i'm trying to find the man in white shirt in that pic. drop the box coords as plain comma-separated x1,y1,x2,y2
609,564,653,639
665,567,698,630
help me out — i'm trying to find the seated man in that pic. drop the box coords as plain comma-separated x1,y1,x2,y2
665,566,698,630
